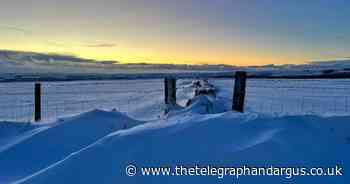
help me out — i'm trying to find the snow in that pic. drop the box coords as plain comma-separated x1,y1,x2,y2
2,78,350,122
214,79,350,116
0,122,42,152
0,79,349,184
0,110,142,184
6,109,350,184
0,80,165,122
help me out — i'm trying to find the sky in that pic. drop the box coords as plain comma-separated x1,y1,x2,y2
0,0,349,66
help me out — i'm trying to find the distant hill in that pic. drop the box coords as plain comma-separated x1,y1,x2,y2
0,50,119,67
1,49,350,81
0,50,237,75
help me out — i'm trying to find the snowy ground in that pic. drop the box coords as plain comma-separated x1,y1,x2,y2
217,79,350,116
0,79,349,184
0,80,165,122
1,79,350,122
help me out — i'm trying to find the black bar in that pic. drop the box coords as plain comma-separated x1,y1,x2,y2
34,83,41,121
232,71,247,112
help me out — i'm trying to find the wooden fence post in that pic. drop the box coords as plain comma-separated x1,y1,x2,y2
34,83,41,122
232,71,247,112
164,78,177,105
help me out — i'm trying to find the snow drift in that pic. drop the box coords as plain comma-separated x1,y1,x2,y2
2,109,348,184
0,110,142,184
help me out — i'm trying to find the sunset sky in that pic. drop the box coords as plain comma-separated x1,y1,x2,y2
0,0,349,66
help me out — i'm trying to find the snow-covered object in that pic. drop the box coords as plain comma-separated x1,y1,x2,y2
2,110,348,184
166,79,224,116
0,109,142,184
191,80,216,97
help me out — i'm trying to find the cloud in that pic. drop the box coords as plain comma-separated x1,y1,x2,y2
335,35,349,40
84,43,117,48
44,41,69,47
0,25,30,34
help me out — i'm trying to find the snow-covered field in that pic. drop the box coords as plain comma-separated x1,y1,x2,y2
1,79,350,122
0,78,349,184
0,80,166,122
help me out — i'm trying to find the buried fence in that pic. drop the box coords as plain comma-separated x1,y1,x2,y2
1,72,350,122
0,77,236,122
0,80,166,122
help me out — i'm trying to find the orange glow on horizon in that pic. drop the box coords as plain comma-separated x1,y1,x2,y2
0,0,348,67
0,40,311,67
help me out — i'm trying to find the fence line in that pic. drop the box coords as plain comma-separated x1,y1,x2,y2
1,74,350,122
0,79,166,122
244,78,350,116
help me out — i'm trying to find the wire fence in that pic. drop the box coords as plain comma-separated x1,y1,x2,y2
1,78,350,122
0,82,34,122
0,80,165,122
211,78,350,116
245,79,350,116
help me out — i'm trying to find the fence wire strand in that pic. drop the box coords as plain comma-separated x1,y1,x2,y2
1,78,350,122
0,80,164,122
245,79,350,116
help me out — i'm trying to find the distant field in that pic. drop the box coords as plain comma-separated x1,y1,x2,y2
1,79,350,122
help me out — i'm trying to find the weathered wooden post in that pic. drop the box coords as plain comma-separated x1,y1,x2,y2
164,77,177,105
232,71,247,112
34,83,41,122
